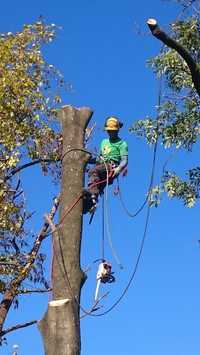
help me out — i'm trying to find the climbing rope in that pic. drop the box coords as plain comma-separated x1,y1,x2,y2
49,149,124,317
117,178,149,218
52,129,158,318
44,164,113,239
116,72,163,218
49,81,161,318
88,75,162,315
58,137,157,317
54,220,107,318
101,196,105,261
104,191,123,269
90,138,158,316
98,155,123,268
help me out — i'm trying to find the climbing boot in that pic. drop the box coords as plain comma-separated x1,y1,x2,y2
88,194,97,213
82,190,97,214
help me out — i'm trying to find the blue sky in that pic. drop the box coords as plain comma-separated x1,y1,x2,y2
2,1,200,355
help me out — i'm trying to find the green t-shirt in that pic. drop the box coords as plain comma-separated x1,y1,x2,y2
100,138,128,163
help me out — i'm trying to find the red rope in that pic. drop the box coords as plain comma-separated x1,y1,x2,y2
88,170,114,189
51,169,114,235
59,192,83,226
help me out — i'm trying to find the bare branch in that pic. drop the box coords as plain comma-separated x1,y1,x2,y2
5,158,60,181
18,288,52,295
80,292,109,320
0,196,60,334
147,18,200,97
0,262,18,269
85,123,96,144
1,320,37,337
44,214,56,233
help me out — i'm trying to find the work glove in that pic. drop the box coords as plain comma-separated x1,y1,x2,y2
112,166,121,177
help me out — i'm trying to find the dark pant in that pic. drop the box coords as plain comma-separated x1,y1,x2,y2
88,162,115,196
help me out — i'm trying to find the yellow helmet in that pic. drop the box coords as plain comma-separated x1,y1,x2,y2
104,116,123,131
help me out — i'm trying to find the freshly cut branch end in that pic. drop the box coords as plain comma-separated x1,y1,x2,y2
147,18,157,26
49,299,70,307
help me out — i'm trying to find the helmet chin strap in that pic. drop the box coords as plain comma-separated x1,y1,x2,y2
107,131,119,140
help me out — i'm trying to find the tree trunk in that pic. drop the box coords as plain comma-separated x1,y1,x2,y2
38,105,93,355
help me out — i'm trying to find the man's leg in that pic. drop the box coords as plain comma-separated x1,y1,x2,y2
83,162,115,214
83,164,107,214
88,164,107,206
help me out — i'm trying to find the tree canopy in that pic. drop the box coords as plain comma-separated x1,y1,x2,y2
0,21,63,299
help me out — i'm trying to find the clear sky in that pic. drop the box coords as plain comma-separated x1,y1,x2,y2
1,1,200,355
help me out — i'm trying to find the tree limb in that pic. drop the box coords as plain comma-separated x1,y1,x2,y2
5,158,60,181
18,288,52,295
1,320,37,337
147,18,200,97
80,292,109,320
0,195,60,336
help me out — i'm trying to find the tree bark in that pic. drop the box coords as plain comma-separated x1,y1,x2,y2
38,105,93,355
147,18,200,97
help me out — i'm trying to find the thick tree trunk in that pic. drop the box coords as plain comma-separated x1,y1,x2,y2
38,105,93,355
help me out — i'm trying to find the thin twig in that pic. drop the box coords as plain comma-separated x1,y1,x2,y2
18,288,52,295
44,214,56,233
80,292,109,320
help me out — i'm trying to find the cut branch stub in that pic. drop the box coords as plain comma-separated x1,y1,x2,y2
147,18,157,30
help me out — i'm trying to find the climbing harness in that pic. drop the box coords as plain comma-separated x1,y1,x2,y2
83,168,113,218
44,168,116,239
83,161,115,220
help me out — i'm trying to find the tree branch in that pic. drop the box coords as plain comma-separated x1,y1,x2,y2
1,320,37,337
0,262,18,266
18,288,52,295
0,196,60,335
80,292,109,320
147,18,200,97
5,158,60,181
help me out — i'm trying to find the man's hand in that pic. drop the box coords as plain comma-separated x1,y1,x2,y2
112,166,121,177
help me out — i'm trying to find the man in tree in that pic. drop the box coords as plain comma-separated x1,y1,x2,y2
83,116,128,213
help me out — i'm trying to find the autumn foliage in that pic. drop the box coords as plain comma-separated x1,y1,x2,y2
0,21,63,295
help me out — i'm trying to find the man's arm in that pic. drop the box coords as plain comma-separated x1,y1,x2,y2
113,141,128,176
118,154,128,170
